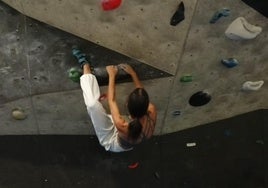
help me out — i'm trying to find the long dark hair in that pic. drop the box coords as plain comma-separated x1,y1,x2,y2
127,88,149,118
127,88,149,140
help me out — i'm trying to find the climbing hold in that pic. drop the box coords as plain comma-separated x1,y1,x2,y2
186,142,196,147
101,0,122,11
189,91,211,107
180,75,193,82
242,80,264,91
154,172,160,179
128,162,139,169
255,140,264,145
225,17,262,40
172,110,181,116
221,58,239,68
170,1,185,26
68,67,82,83
99,93,107,101
210,8,230,24
12,107,27,120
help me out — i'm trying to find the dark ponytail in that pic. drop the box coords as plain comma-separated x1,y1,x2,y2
128,119,142,140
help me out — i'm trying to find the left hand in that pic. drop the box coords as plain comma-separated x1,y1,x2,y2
106,65,118,77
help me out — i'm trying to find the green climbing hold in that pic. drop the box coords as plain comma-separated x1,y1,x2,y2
68,67,82,83
180,75,193,82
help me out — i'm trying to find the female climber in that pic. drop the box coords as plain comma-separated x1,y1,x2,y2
73,48,157,152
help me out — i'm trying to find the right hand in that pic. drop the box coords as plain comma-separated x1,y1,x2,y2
118,64,136,75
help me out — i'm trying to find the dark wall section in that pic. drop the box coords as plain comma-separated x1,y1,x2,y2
0,109,267,188
242,0,268,17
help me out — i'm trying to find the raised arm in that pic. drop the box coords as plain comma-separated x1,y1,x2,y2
118,64,143,88
106,65,128,134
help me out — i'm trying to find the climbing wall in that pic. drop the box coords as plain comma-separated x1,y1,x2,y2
0,0,267,135
1,0,197,75
164,0,267,133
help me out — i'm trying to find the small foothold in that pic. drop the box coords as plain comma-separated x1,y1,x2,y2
12,107,27,120
154,172,160,179
172,110,181,116
221,58,239,68
99,93,107,101
186,143,196,147
180,75,193,82
255,140,264,145
128,162,139,169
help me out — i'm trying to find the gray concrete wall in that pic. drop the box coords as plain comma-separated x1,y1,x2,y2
0,0,267,135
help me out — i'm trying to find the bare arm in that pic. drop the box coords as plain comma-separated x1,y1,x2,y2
148,103,157,125
118,64,143,88
106,65,128,134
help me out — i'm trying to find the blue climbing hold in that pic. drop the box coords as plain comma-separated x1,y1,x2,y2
210,8,230,24
221,58,239,68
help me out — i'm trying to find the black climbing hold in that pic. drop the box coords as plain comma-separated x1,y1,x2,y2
189,91,211,107
170,1,185,26
154,172,160,179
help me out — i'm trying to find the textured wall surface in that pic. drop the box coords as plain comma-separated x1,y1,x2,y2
0,0,267,135
2,0,197,75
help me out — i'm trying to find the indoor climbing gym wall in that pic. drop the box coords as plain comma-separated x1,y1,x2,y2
0,0,267,135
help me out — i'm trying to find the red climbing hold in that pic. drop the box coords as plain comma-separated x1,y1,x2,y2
99,93,107,101
128,162,139,169
101,0,122,11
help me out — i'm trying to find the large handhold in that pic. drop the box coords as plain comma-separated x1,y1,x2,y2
225,17,262,40
189,91,211,107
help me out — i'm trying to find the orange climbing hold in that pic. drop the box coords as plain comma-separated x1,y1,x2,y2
101,0,122,11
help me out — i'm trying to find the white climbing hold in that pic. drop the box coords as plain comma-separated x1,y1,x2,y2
186,142,196,147
225,17,262,40
12,108,27,120
242,80,264,91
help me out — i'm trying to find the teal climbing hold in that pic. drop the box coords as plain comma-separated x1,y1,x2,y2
68,67,82,83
